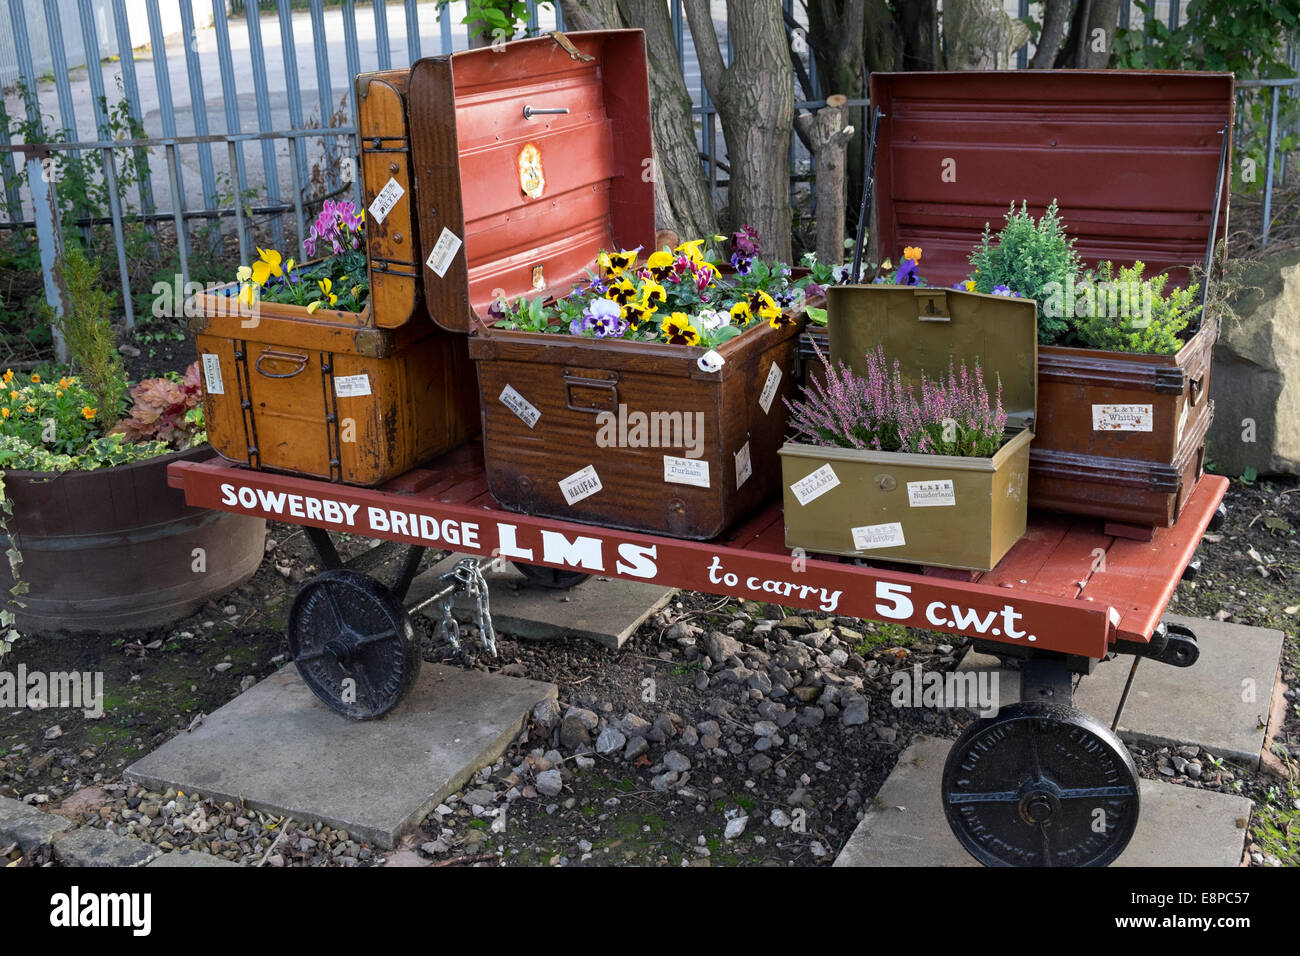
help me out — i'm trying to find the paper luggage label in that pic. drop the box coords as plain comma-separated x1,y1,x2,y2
759,362,782,414
907,479,956,507
499,384,541,428
334,374,372,398
664,455,711,489
426,227,463,278
200,353,224,395
790,463,839,505
734,441,753,489
559,465,602,505
368,177,405,225
518,143,545,199
1092,403,1153,432
851,522,906,550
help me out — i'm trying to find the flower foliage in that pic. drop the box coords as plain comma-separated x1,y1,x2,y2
109,361,207,448
0,369,175,472
232,199,368,314
967,200,1082,343
492,228,812,349
786,341,1007,458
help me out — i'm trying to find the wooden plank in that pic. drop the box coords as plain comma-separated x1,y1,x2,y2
980,515,1073,590
1081,476,1228,643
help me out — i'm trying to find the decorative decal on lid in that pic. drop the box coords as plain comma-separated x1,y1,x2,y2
519,143,545,199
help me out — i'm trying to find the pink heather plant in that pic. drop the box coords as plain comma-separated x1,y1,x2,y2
786,341,1007,457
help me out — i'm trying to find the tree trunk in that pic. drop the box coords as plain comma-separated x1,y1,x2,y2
620,0,717,241
1030,0,1072,68
684,0,794,262
557,0,716,241
1056,0,1122,68
808,0,869,239
895,0,940,70
795,94,854,264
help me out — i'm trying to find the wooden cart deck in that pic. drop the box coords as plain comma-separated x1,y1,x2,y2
168,444,1227,661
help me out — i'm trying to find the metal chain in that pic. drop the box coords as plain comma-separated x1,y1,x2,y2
432,558,497,659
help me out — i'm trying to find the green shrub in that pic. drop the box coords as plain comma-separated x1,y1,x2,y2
49,243,127,427
968,200,1082,344
1069,260,1200,355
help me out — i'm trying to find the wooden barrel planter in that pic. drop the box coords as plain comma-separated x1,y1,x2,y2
1,445,266,633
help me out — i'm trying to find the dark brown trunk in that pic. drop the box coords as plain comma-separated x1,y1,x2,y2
1030,0,1072,68
1056,0,1121,68
684,0,793,262
807,0,870,239
795,94,854,265
895,0,940,70
559,0,717,241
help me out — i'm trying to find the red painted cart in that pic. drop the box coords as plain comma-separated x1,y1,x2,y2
166,447,1226,868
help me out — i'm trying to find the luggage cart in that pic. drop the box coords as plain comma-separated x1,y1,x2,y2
166,448,1228,868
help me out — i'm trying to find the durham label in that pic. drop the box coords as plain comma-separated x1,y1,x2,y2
664,455,710,488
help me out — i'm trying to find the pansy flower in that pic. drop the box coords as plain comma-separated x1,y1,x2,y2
622,301,652,329
991,284,1021,297
605,248,640,275
251,247,283,285
768,309,797,330
605,279,638,306
661,312,700,346
646,250,675,282
903,245,922,263
730,252,753,276
674,238,706,263
697,309,727,332
578,298,625,338
730,301,753,326
307,277,339,313
640,281,666,311
746,290,780,320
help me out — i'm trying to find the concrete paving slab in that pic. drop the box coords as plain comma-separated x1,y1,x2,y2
957,614,1284,767
834,736,1253,867
147,850,241,868
408,554,675,650
0,796,70,850
52,827,159,868
125,664,556,850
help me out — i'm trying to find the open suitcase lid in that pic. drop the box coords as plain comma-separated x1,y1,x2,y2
826,284,1038,431
408,30,656,333
867,70,1235,289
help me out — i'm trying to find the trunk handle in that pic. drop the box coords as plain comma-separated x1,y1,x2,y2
1189,371,1206,407
563,369,620,415
254,349,310,379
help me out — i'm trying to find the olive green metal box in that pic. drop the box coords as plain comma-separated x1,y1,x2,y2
779,285,1038,571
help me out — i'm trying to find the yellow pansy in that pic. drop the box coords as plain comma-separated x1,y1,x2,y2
30,374,40,383
250,247,283,285
660,312,700,346
640,281,666,310
730,301,753,326
963,279,976,292
674,239,706,262
307,277,338,314
903,245,922,263
646,251,674,281
238,283,258,309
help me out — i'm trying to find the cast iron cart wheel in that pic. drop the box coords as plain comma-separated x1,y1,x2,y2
288,569,421,720
511,561,592,590
941,700,1140,867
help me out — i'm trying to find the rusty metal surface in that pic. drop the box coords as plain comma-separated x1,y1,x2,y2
868,70,1234,287
3,446,265,633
